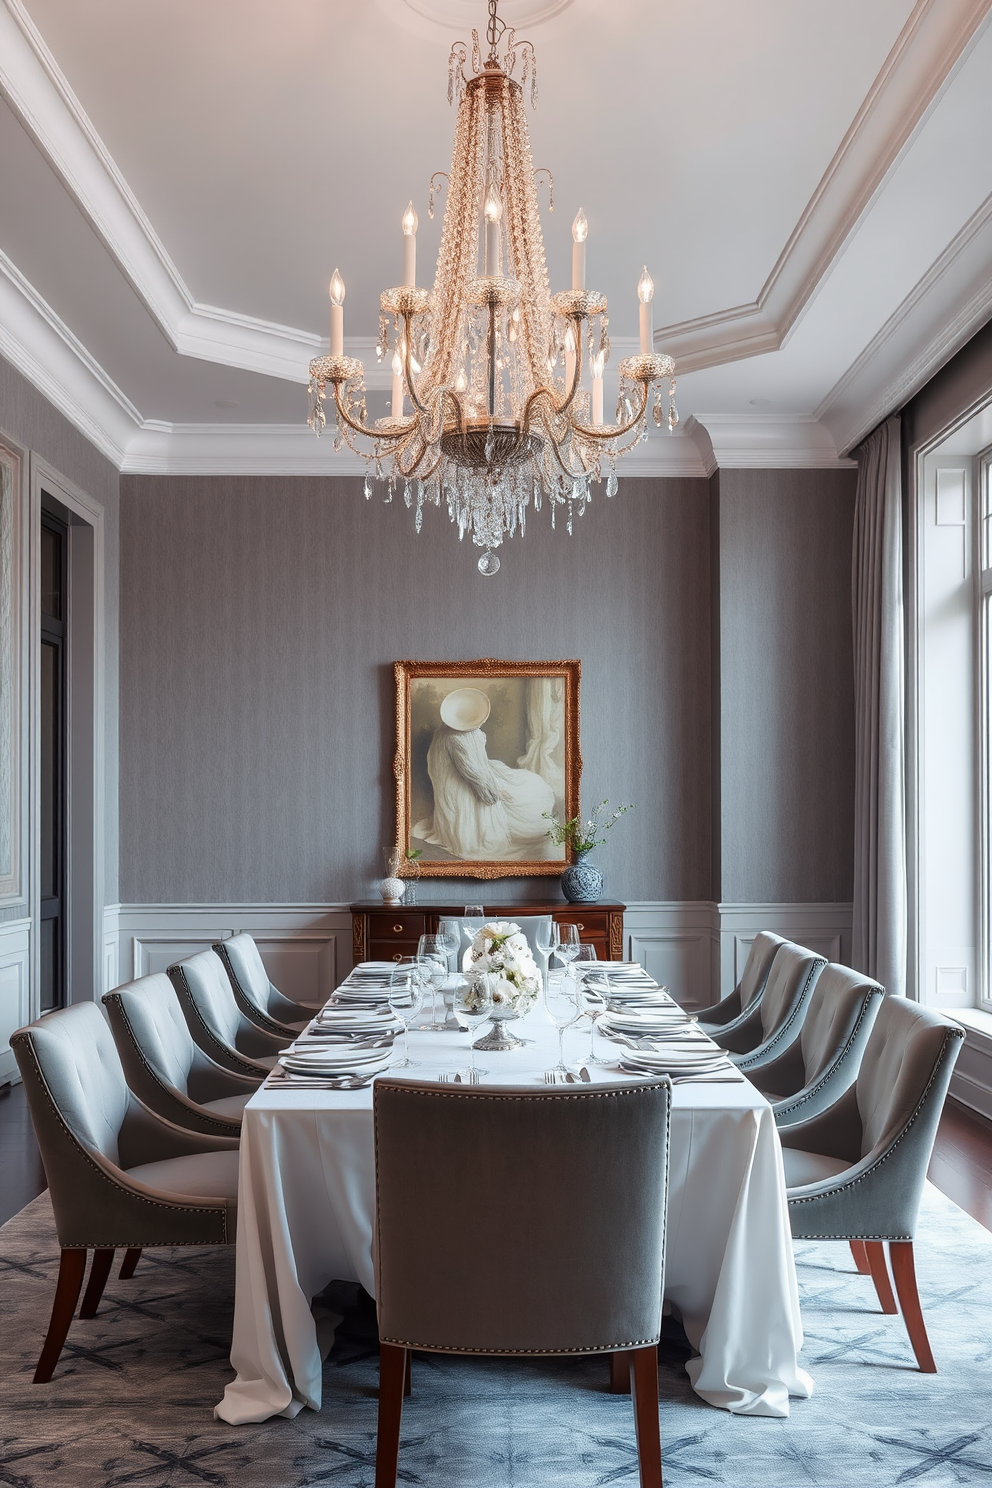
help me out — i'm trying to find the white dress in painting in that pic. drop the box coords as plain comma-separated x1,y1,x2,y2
413,725,556,860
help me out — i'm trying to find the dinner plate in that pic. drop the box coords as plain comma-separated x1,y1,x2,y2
620,1047,726,1068
316,1007,398,1025
283,1042,389,1064
620,1058,731,1078
280,1050,392,1076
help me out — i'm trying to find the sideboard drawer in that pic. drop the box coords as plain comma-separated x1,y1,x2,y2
369,938,423,963
368,913,427,939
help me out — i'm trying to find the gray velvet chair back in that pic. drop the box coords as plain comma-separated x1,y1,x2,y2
374,1078,671,1355
17,1001,130,1168
173,951,243,1047
217,933,272,1014
741,930,785,1008
857,996,960,1160
759,943,824,1041
167,949,283,1075
107,973,197,1092
800,965,884,1088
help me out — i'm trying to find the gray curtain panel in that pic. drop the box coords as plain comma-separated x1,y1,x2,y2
852,415,907,997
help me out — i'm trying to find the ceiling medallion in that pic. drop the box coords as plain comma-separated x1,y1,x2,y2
403,0,574,26
308,0,677,573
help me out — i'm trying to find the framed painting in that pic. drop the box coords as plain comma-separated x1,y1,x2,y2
393,659,581,879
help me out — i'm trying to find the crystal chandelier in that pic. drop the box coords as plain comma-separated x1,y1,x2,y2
307,0,677,574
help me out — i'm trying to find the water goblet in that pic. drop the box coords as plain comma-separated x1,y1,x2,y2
580,966,610,1065
545,969,582,1081
388,958,425,1068
417,934,449,1031
535,918,560,996
452,975,493,1084
557,923,581,972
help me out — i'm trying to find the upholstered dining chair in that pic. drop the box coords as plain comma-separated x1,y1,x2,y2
697,930,785,1035
748,964,884,1126
213,932,320,1039
10,1002,239,1383
372,1077,672,1488
104,972,261,1136
709,941,826,1074
780,996,965,1372
167,950,284,1078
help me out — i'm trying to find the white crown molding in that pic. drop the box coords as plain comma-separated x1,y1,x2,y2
685,414,853,473
656,0,992,374
818,190,992,453
3,0,990,397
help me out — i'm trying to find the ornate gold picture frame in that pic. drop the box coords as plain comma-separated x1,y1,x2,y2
393,658,581,879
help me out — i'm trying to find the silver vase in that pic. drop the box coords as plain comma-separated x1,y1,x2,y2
473,1002,527,1052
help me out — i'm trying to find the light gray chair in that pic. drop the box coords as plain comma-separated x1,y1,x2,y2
710,940,826,1073
749,964,884,1126
167,950,284,1078
10,1002,239,1383
104,972,261,1136
372,1076,672,1488
214,932,320,1039
697,931,785,1034
781,996,965,1372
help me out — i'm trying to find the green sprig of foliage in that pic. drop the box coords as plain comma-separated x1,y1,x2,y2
543,799,634,854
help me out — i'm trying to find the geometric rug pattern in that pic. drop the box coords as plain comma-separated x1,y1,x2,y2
1,1183,991,1486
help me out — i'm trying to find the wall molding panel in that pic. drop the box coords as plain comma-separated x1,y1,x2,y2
0,917,30,1085
112,903,354,1005
718,902,855,999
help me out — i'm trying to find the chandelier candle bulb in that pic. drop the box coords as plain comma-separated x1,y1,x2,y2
402,202,418,287
572,209,588,290
638,266,655,355
484,188,502,274
329,269,345,356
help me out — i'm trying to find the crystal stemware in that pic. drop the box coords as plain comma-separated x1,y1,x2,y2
535,918,559,996
545,969,582,1080
580,965,610,1065
388,959,424,1068
417,934,449,1031
557,922,581,971
452,975,493,1084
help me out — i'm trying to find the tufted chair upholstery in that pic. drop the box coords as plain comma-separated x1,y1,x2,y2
10,1002,240,1382
104,973,261,1136
709,941,826,1072
749,964,884,1126
781,996,965,1372
372,1076,672,1487
697,931,786,1034
167,950,285,1077
214,933,320,1039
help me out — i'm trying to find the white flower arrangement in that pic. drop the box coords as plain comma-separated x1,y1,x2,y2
464,921,541,1017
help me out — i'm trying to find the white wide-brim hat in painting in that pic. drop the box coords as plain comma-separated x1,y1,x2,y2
439,687,492,731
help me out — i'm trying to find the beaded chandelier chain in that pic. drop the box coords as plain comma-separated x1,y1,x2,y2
307,0,677,574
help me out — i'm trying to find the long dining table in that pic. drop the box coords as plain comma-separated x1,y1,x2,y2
215,975,814,1425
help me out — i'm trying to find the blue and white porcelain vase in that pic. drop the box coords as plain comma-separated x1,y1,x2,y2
560,851,604,904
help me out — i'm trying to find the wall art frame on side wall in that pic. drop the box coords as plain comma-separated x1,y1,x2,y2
393,658,582,879
0,435,26,905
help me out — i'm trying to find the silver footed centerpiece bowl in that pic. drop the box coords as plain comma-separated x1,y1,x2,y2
463,920,540,1052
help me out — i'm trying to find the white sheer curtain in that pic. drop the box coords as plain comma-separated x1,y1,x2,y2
852,415,907,996
517,677,565,800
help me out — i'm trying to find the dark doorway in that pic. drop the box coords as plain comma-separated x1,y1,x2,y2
40,496,68,1012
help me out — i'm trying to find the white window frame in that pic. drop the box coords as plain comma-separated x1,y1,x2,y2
979,446,992,1007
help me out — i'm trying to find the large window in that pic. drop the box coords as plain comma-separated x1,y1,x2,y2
981,449,992,1006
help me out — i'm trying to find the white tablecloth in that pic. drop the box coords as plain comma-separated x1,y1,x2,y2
216,1009,814,1424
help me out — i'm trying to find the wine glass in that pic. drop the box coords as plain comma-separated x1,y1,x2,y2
462,904,486,961
579,965,610,1065
417,934,449,1031
557,923,581,974
545,970,582,1081
388,959,424,1068
452,975,493,1084
534,918,559,995
438,919,461,968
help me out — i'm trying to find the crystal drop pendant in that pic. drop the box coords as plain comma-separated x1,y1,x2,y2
363,475,373,501
478,549,501,576
607,473,618,497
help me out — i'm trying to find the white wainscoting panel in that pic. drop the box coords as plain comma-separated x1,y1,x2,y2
623,902,721,1011
114,904,354,1005
718,903,854,997
0,918,30,1085
103,903,120,999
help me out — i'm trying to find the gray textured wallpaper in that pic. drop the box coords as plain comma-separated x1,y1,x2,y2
119,474,714,904
718,468,857,902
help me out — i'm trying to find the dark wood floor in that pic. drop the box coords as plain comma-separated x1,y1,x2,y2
3,1081,992,1232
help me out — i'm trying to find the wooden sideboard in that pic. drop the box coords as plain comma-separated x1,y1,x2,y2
350,900,626,965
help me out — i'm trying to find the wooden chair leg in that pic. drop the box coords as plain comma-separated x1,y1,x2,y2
34,1249,87,1383
629,1345,663,1488
889,1241,937,1373
79,1249,115,1319
119,1248,141,1280
610,1349,632,1393
864,1241,897,1314
404,1348,412,1397
850,1239,871,1274
375,1343,407,1488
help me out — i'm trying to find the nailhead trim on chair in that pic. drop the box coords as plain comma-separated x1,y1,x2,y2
772,985,883,1119
106,997,244,1137
787,1026,966,1239
168,963,271,1079
214,941,298,1040
374,1082,671,1358
735,957,827,1070
10,1032,233,1246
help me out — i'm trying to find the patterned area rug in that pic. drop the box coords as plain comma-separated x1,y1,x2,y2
1,1184,991,1486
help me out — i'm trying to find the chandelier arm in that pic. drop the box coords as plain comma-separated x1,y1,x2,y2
397,437,431,480
401,313,428,416
556,314,584,418
568,379,651,441
331,382,409,442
